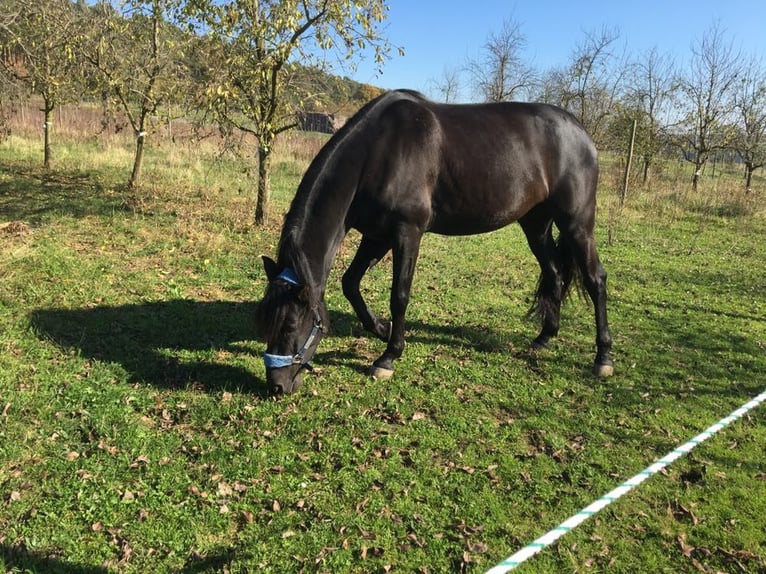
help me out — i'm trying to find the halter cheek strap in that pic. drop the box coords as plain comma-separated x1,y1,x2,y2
263,268,324,370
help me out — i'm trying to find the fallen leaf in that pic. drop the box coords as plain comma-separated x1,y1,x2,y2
470,542,488,554
217,482,233,497
678,534,695,558
65,451,80,462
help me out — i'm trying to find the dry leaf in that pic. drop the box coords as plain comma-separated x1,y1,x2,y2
678,534,695,557
217,482,233,497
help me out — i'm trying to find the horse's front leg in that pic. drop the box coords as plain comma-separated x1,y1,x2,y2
370,227,422,379
342,236,392,342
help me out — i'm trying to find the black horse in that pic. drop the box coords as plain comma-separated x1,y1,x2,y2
256,90,613,394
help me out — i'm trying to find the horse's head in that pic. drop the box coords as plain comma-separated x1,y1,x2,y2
256,256,327,395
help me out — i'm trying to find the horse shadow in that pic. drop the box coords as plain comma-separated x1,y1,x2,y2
321,308,534,374
31,300,532,394
30,299,270,396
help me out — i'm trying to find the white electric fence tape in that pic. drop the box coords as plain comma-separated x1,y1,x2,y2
485,388,766,574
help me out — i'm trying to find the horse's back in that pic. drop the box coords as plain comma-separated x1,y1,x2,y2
349,91,598,237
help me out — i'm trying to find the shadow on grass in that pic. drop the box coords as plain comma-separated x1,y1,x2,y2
0,164,128,224
30,299,270,396
31,300,539,395
2,542,107,574
2,542,248,574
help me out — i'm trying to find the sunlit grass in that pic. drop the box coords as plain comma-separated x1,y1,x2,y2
1,128,765,573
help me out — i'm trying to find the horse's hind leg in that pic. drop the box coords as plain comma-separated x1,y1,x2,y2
561,221,614,377
520,208,565,350
342,236,392,342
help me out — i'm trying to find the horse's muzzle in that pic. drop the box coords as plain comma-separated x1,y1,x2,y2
266,368,303,395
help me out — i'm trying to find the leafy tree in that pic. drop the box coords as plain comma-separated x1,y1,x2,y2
84,0,190,189
183,0,394,225
0,0,84,168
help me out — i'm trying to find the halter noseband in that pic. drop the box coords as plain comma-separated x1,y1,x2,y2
263,268,325,371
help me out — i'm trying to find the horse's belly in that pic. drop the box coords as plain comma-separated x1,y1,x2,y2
427,211,518,236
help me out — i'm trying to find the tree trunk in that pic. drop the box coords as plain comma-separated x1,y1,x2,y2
642,156,651,184
255,143,272,225
43,99,54,170
692,154,703,192
129,131,146,189
745,163,754,193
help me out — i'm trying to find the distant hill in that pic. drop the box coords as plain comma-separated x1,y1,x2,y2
292,66,384,116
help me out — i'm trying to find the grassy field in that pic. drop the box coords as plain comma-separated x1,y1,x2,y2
1,128,765,574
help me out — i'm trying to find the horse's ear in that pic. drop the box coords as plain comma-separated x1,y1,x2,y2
262,256,279,281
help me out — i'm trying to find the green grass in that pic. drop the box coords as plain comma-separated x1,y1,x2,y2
1,133,765,574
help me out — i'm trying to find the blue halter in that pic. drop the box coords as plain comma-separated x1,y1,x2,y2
263,268,324,370
275,267,300,286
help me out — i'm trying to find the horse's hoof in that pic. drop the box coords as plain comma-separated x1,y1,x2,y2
594,362,614,377
370,365,395,380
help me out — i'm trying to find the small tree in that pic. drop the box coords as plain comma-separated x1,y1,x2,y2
184,0,394,225
733,57,766,193
0,0,83,168
538,26,625,147
429,65,462,103
566,27,625,145
466,17,535,103
83,0,190,189
628,47,677,184
676,22,741,191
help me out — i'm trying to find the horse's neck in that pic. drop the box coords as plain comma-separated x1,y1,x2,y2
299,220,347,290
288,108,373,290
290,174,356,291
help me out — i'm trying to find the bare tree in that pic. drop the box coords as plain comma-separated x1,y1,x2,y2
676,22,742,191
466,17,535,103
429,65,462,103
733,56,766,193
628,47,677,183
537,26,625,147
565,27,624,144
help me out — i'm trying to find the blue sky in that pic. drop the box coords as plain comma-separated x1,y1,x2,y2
347,0,766,100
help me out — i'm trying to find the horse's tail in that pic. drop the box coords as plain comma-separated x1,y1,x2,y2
528,230,583,324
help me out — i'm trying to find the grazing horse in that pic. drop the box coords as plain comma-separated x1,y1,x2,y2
256,90,613,394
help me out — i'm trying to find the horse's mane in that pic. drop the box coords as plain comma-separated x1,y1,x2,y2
275,90,427,301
